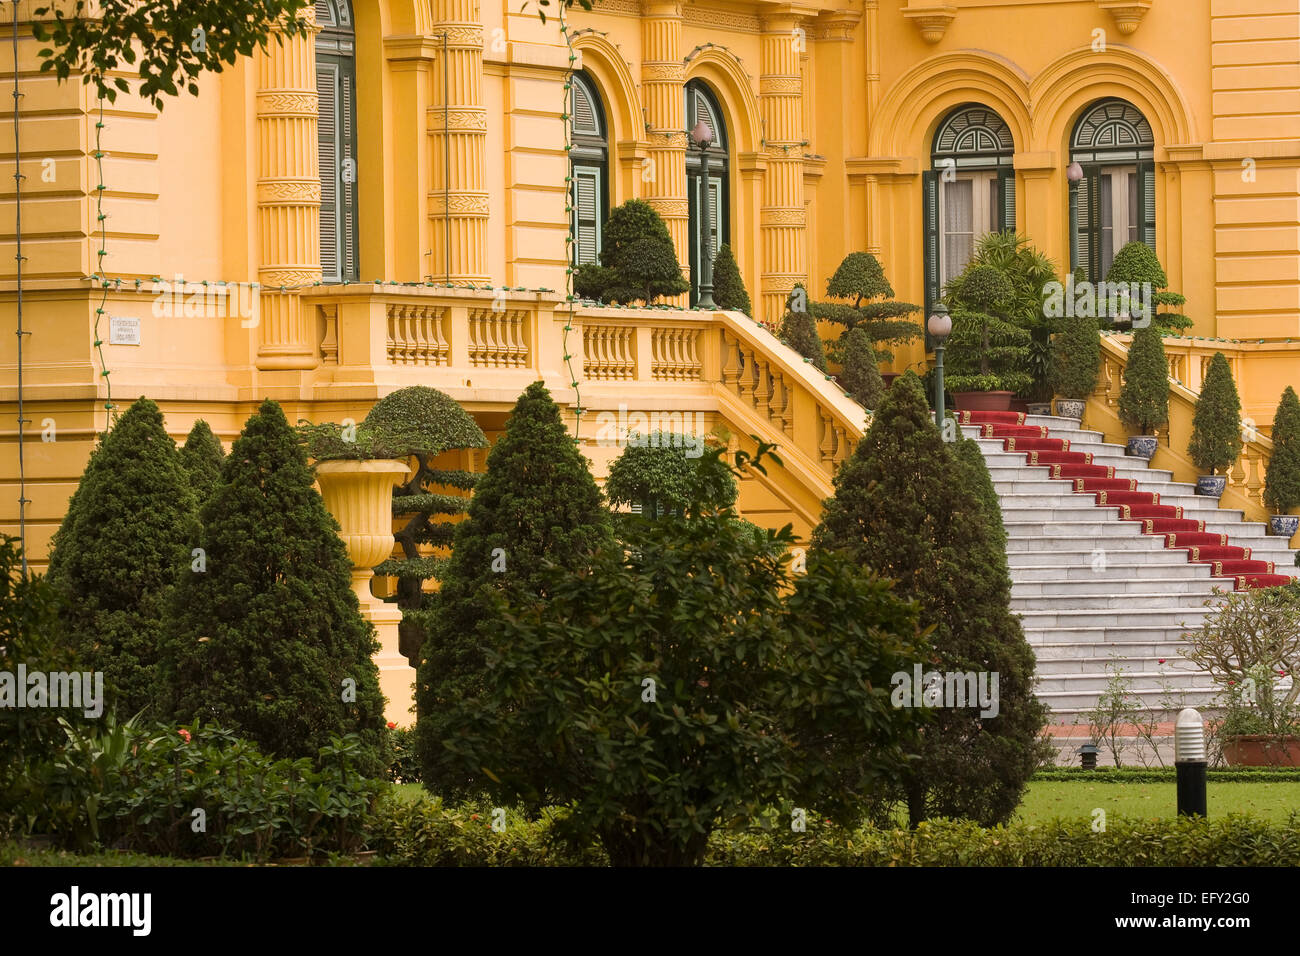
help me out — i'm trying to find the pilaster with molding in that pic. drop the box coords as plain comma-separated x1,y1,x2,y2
255,12,322,371
640,0,689,295
758,5,809,323
430,0,489,283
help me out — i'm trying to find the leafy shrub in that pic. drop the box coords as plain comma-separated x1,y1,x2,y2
778,283,825,370
574,199,688,305
1105,241,1191,331
41,720,383,860
1118,326,1169,435
1050,316,1101,400
1265,386,1300,515
387,726,420,784
943,264,1033,394
1188,352,1242,475
604,431,736,518
836,326,886,410
711,244,752,315
47,397,199,718
811,252,921,364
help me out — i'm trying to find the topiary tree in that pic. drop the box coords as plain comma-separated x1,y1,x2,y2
777,283,826,370
1049,315,1102,400
1188,352,1243,476
812,252,921,364
1265,386,1300,515
836,326,886,410
943,263,1033,394
179,419,226,506
415,381,614,796
813,372,1049,827
161,399,386,776
436,444,928,866
952,435,1006,554
711,244,752,315
1118,326,1169,435
1105,241,1192,331
604,431,737,519
46,397,199,718
571,199,688,305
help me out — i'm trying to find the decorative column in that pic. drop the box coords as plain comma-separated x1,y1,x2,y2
315,459,414,726
759,5,809,324
429,0,489,283
640,0,689,289
255,12,322,370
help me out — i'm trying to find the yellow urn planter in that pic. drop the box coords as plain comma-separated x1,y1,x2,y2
314,459,411,603
314,458,414,726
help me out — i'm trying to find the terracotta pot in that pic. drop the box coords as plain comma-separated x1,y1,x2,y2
880,372,900,389
1222,735,1300,767
952,390,1015,412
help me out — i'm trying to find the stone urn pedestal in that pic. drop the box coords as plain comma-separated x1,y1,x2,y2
315,459,413,726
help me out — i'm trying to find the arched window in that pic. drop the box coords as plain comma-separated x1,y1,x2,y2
1070,99,1155,281
316,0,358,283
922,104,1017,316
569,71,609,267
685,80,729,308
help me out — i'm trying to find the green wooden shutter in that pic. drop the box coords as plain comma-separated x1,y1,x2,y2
1074,163,1102,282
572,165,601,265
996,167,1016,234
317,62,339,283
707,174,722,263
340,60,358,281
1136,159,1156,251
922,169,939,349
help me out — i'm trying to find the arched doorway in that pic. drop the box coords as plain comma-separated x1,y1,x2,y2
1069,98,1155,281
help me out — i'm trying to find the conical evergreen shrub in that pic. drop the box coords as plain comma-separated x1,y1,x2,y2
1188,352,1242,476
179,420,226,506
161,399,386,775
813,372,1049,827
415,381,614,794
778,283,826,370
1049,315,1101,401
1118,326,1169,435
1265,386,1300,515
47,397,199,717
837,326,886,409
710,244,752,315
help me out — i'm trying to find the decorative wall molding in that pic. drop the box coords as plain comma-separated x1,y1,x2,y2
428,191,491,216
255,91,318,116
256,178,322,204
1096,0,1153,36
683,5,760,34
901,4,956,44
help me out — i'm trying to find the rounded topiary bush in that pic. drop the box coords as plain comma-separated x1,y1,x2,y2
604,432,736,518
579,199,688,305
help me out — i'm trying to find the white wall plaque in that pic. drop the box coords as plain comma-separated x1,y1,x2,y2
109,315,141,346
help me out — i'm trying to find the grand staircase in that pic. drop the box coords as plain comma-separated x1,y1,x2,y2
963,410,1299,726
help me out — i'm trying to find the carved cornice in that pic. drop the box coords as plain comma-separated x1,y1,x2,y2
384,34,441,62
817,9,862,42
901,4,956,44
683,4,760,34
1097,0,1153,36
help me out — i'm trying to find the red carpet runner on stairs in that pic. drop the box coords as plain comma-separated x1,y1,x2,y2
960,410,1294,591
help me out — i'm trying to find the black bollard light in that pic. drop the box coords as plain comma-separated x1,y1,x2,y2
1175,707,1207,817
1078,742,1099,770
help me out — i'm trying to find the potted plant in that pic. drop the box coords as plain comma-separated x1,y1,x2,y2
942,263,1032,412
1187,351,1242,498
1265,386,1300,537
812,251,922,376
1117,326,1168,459
1048,310,1100,421
1183,586,1300,767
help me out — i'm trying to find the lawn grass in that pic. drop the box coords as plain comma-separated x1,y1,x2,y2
1016,780,1300,824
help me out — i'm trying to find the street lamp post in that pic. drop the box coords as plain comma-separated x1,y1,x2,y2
928,303,952,430
690,119,717,310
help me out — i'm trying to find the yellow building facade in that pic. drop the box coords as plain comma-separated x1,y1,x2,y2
3,0,1299,717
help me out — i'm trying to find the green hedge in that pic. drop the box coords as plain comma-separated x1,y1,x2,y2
371,797,1300,866
1034,767,1300,783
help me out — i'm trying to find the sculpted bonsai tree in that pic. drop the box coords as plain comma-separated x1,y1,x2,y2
813,252,922,365
1105,241,1192,331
